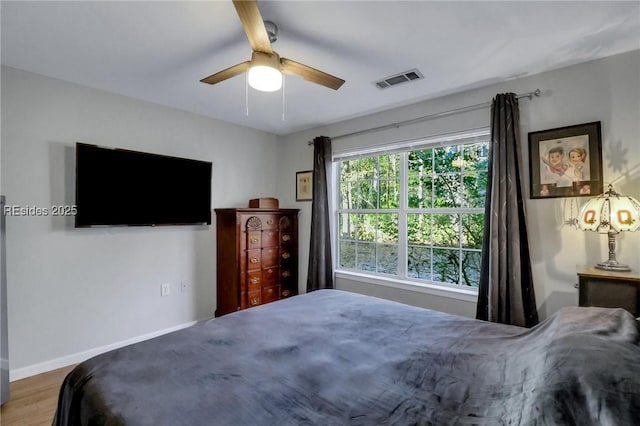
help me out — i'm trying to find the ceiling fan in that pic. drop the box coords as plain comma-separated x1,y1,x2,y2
200,0,345,92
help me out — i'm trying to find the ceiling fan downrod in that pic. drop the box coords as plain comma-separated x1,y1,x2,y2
264,20,278,44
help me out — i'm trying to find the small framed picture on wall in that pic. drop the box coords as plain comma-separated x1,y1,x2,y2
528,121,603,199
296,170,313,201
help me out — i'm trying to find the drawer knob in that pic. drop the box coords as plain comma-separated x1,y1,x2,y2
282,289,290,297
267,218,274,225
282,251,290,259
250,297,259,306
250,237,259,244
266,288,273,294
282,234,291,242
250,257,259,264
282,270,291,278
250,277,259,284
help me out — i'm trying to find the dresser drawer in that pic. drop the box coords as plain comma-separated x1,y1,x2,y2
262,286,280,304
247,231,261,248
262,267,279,286
280,269,292,280
262,247,279,268
243,250,261,271
280,248,293,262
262,231,279,248
246,271,261,292
247,290,261,308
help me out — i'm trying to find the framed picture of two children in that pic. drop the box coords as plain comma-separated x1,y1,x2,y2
528,121,603,199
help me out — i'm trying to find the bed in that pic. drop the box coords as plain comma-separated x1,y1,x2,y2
53,289,640,425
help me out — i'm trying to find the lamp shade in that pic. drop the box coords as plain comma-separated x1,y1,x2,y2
579,185,640,233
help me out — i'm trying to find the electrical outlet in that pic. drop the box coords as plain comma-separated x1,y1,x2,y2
161,283,170,297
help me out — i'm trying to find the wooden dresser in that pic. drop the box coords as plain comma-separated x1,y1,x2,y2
215,208,299,317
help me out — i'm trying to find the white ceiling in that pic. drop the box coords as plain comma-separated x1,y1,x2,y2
2,1,639,136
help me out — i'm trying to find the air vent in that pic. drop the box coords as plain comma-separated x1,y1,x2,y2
374,69,423,89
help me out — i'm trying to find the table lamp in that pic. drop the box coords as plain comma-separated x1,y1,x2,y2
578,184,640,271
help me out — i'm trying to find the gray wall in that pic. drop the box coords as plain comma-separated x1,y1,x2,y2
1,66,280,378
279,50,640,319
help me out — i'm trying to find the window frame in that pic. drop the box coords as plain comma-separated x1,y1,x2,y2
332,128,490,297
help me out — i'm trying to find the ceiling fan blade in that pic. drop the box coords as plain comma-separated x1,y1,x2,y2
232,0,272,54
280,58,345,90
200,61,251,85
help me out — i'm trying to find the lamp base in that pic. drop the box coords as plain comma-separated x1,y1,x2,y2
595,260,631,272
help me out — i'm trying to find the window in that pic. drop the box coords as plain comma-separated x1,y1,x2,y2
336,130,490,288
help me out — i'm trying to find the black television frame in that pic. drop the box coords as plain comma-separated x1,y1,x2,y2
75,143,212,228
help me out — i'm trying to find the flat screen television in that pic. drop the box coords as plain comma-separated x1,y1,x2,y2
75,143,212,227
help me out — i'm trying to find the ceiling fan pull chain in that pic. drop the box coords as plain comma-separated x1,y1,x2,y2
282,75,286,121
245,73,250,117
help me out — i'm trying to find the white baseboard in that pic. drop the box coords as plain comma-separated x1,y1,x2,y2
9,320,199,381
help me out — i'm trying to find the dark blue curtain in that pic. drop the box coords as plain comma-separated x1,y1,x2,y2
476,93,539,327
306,136,334,291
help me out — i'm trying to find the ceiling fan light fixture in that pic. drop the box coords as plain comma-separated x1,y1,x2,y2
248,51,282,92
248,65,282,92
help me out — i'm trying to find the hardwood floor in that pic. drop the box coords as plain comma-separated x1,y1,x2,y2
1,365,74,426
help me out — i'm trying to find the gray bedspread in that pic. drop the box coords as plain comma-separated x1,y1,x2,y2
53,289,640,426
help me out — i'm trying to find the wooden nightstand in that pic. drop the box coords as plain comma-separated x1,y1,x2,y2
577,266,640,317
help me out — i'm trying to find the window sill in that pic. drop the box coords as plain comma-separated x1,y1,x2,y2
335,270,479,303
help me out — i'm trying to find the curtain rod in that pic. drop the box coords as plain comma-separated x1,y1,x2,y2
308,89,541,145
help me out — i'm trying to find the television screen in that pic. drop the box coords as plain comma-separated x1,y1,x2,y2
75,143,212,227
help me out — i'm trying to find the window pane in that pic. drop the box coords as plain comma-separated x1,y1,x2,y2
408,150,432,175
407,175,432,208
356,242,375,271
432,214,459,248
407,213,431,245
461,214,483,249
357,180,376,209
376,214,398,275
461,250,481,287
408,245,431,279
463,142,489,171
339,240,356,269
462,172,487,208
379,179,400,208
434,145,460,174
376,213,398,243
338,213,358,240
432,248,460,284
379,154,400,178
434,174,461,207
354,214,376,241
376,244,398,274
339,181,357,209
353,157,376,180
340,160,353,176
